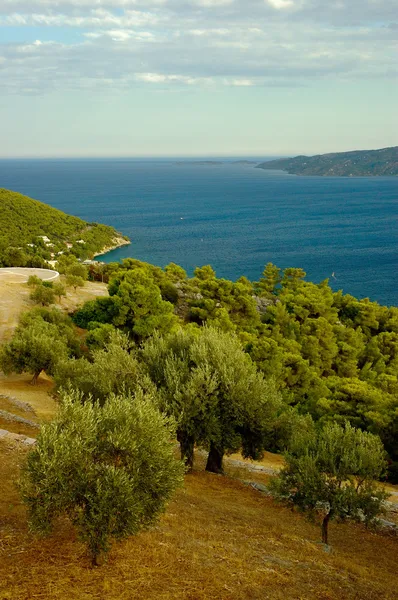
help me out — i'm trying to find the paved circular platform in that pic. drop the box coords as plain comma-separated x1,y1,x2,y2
0,267,59,283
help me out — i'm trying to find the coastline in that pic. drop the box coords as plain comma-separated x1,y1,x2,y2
93,236,131,260
256,166,397,177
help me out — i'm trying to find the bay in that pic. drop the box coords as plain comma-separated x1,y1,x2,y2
0,158,397,306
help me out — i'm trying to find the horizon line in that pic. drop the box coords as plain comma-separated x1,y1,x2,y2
0,154,284,160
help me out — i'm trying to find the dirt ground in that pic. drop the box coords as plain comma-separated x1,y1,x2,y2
0,277,107,342
0,372,396,600
0,438,397,600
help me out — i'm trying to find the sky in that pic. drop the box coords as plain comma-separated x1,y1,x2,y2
0,0,397,157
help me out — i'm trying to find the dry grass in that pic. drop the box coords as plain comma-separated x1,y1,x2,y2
0,373,56,423
57,277,108,313
0,281,31,342
0,276,107,343
0,436,397,600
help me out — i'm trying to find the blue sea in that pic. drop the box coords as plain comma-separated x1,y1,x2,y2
0,159,397,306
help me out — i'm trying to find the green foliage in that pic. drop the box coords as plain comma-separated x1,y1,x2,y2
189,267,260,333
69,258,398,479
19,306,79,348
52,282,66,301
142,327,281,472
109,267,178,338
66,263,88,280
27,275,42,287
55,331,152,404
19,390,185,565
68,258,398,480
257,262,281,296
0,188,126,265
56,254,80,274
85,323,117,351
74,264,178,340
1,247,28,267
72,297,119,328
30,284,56,306
66,274,85,290
164,262,187,282
271,422,388,545
0,316,71,383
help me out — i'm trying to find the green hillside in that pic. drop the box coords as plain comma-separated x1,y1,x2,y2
257,146,398,176
0,188,129,267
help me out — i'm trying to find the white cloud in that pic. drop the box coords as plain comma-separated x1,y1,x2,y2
266,0,294,10
227,78,254,86
189,28,230,36
1,9,162,28
135,72,214,84
194,0,234,6
0,0,397,94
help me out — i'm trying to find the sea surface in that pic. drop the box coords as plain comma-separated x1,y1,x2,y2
0,159,397,306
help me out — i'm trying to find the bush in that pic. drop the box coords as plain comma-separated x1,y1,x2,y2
30,285,56,307
19,390,185,565
270,422,388,545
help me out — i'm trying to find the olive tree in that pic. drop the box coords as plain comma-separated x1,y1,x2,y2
55,331,152,403
271,422,388,545
142,327,281,473
30,284,56,306
66,273,85,291
19,390,185,566
0,318,69,384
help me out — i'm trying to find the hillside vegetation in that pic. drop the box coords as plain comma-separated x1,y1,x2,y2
257,146,398,176
0,188,129,267
0,194,397,593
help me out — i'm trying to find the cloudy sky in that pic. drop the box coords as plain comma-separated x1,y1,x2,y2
1,0,397,157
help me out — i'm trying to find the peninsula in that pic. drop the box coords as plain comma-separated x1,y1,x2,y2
0,188,130,267
256,146,398,177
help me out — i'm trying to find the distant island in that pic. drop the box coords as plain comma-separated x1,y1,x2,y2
175,161,222,166
256,146,398,177
175,160,259,167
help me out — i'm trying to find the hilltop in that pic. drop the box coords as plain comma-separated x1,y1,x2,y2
0,188,129,266
256,146,398,177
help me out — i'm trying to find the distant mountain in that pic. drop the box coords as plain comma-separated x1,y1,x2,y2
256,146,398,177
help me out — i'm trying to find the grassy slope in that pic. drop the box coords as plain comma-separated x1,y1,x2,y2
0,435,397,600
0,188,125,254
0,376,396,600
0,188,84,244
257,146,398,176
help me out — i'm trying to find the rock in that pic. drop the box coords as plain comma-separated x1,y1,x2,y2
0,428,36,446
0,409,39,428
0,394,36,415
227,458,278,475
377,518,398,534
252,295,274,315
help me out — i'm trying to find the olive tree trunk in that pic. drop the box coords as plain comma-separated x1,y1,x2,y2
177,431,195,472
206,442,224,474
30,370,42,385
322,509,333,545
